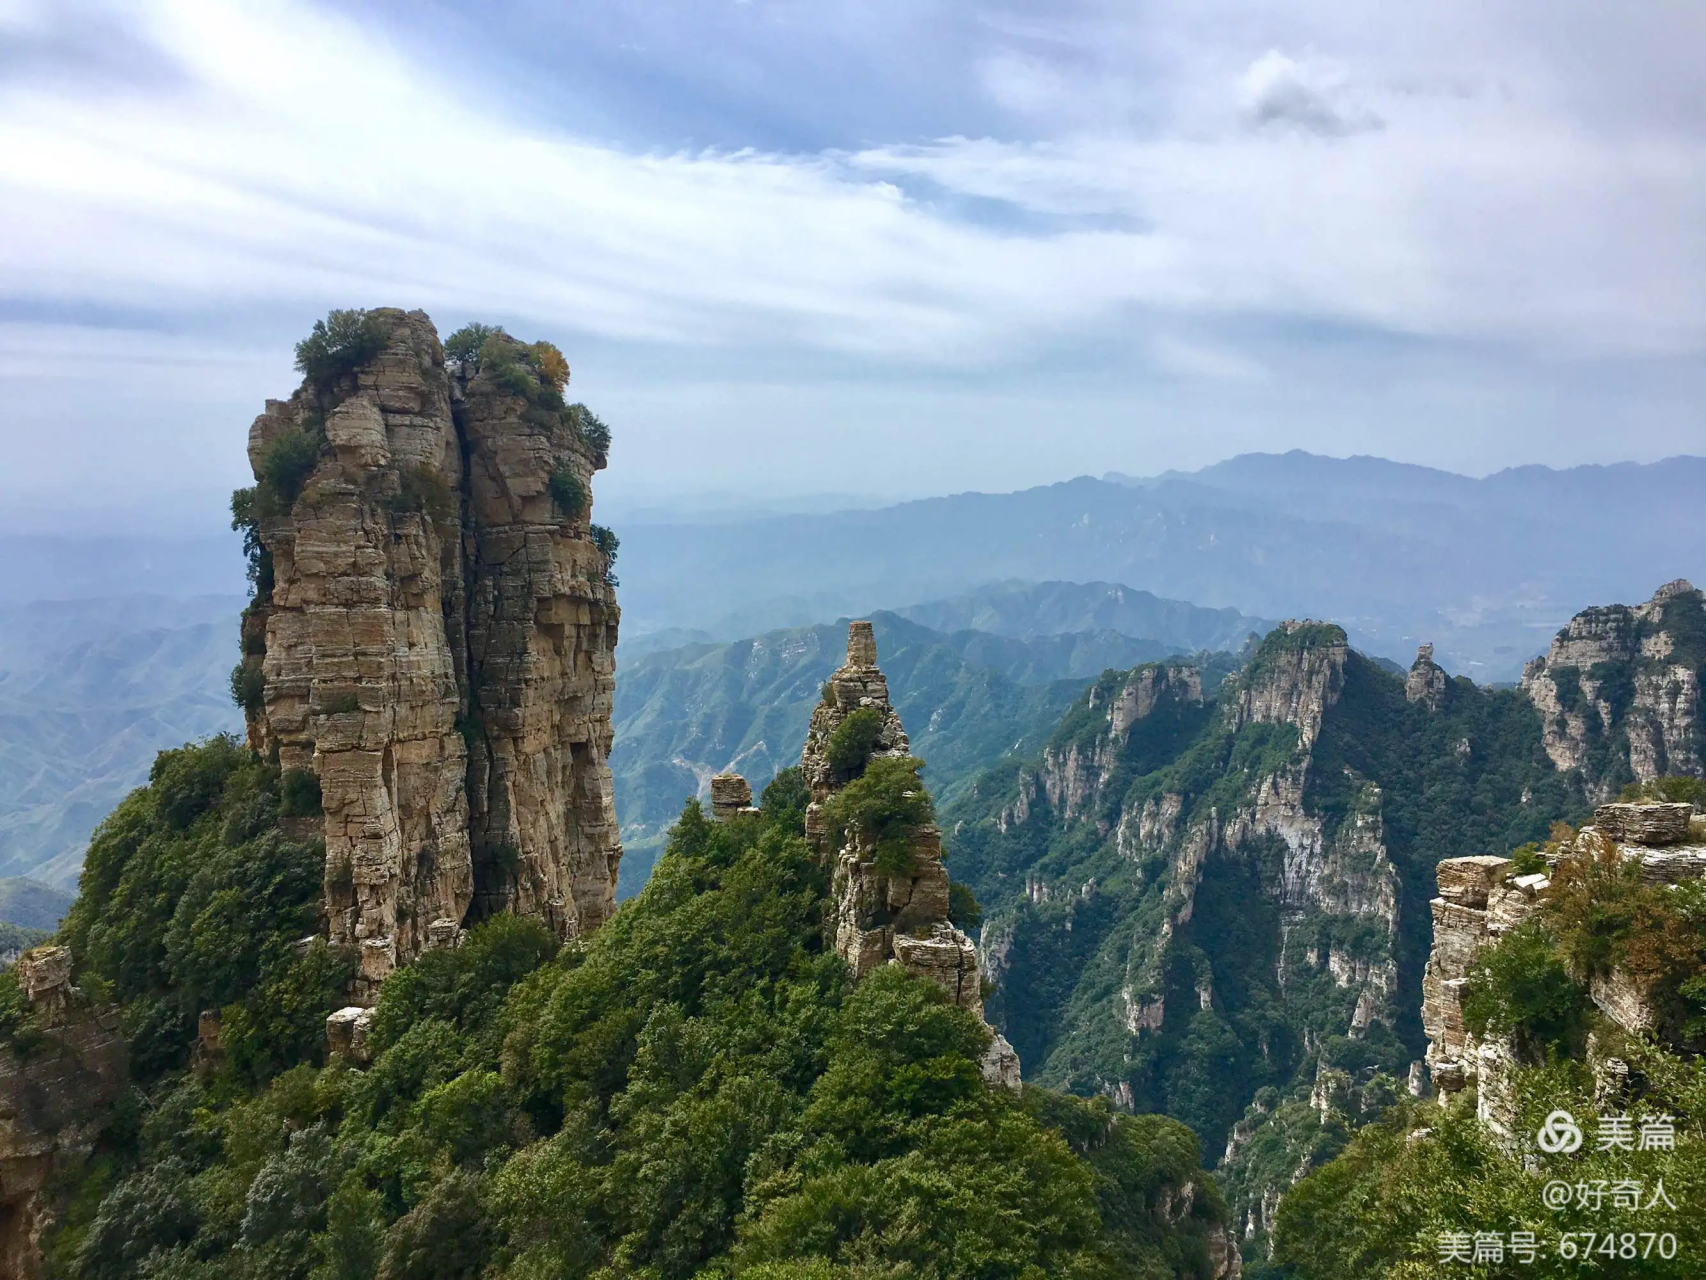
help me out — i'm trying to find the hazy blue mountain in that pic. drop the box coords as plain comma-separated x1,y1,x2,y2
0,876,76,929
0,533,246,603
895,580,1275,651
0,595,245,885
609,611,1209,897
616,453,1706,680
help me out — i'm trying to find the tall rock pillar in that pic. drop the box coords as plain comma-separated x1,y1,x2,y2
241,310,621,999
802,621,1021,1088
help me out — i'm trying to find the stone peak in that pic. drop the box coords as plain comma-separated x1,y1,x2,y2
845,620,878,669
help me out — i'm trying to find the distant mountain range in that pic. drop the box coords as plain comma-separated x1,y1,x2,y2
3,449,1699,897
615,452,1706,679
610,592,1261,896
0,594,244,890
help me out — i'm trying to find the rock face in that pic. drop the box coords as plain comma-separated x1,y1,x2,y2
242,311,620,999
800,622,1020,1089
1521,580,1705,799
1405,643,1447,708
1421,802,1706,1109
0,948,127,1279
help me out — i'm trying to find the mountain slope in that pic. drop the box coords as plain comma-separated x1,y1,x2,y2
895,579,1275,651
943,582,1705,1266
610,611,1205,895
0,595,244,885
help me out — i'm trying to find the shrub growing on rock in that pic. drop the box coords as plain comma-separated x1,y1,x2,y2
822,754,935,877
294,309,387,388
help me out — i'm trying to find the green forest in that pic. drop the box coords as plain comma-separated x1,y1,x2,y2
9,739,1235,1279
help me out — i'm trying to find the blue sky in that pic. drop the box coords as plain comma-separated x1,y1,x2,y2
2,0,1703,531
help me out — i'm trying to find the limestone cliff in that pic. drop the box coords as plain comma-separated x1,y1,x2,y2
0,948,127,1279
239,310,620,998
1521,580,1705,800
797,622,1020,1090
1422,800,1706,1118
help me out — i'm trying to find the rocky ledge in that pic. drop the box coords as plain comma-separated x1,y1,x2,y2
1422,800,1706,1111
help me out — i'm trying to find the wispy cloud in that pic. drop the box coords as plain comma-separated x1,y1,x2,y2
0,0,1702,519
2,0,1701,364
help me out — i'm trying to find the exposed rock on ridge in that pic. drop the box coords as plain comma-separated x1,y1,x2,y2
242,310,620,999
0,948,127,1280
1521,580,1704,800
1421,801,1706,1116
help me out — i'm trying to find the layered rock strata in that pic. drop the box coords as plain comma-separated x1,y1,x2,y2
800,622,1020,1090
0,948,127,1279
242,310,620,999
1521,580,1704,799
1421,802,1706,1107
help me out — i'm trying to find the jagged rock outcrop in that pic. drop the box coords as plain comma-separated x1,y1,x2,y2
801,622,1020,1091
1521,580,1704,799
1227,621,1347,751
0,948,127,1279
242,310,620,999
1405,643,1447,708
709,773,757,821
1422,801,1706,1110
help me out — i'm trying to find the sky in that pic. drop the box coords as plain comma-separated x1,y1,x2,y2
2,0,1704,531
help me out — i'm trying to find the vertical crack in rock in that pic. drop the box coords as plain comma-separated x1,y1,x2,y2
241,310,621,1000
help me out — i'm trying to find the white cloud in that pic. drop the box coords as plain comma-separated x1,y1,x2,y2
0,0,1698,370
1237,50,1380,136
0,0,1702,522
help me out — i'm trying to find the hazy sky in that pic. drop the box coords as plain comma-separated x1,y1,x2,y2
3,0,1704,530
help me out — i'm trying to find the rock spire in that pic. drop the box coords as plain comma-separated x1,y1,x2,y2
1405,642,1447,708
798,621,1021,1089
239,309,621,999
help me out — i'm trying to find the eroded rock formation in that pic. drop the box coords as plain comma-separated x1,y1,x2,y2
242,310,620,998
1521,580,1704,799
798,622,1020,1091
0,948,127,1279
1422,801,1706,1117
1405,643,1447,708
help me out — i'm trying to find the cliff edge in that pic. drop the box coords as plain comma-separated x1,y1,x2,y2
235,310,621,999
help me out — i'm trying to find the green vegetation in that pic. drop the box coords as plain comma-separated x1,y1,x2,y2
390,464,456,523
1620,774,1706,808
230,660,266,714
280,769,323,819
1459,920,1589,1059
591,524,620,586
1465,828,1706,1045
443,322,498,367
60,737,350,1084
27,738,1233,1279
824,706,884,781
571,403,612,454
947,880,982,931
943,634,1597,1268
0,919,50,956
295,310,388,389
1271,1041,1706,1278
547,468,585,519
822,755,936,877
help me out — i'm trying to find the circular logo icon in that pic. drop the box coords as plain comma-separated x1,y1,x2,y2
1537,1110,1583,1154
